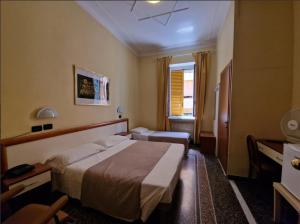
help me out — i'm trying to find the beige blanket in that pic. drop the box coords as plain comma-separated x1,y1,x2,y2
148,131,190,152
81,141,171,221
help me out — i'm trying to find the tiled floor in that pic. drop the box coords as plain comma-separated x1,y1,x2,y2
204,154,248,224
235,178,299,224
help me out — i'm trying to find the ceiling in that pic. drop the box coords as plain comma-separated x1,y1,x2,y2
77,1,232,56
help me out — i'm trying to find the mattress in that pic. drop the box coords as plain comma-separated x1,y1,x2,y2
132,131,190,153
132,130,155,141
52,139,184,221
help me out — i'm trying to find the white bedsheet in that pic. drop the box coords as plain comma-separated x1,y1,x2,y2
52,139,184,221
132,130,154,141
132,130,190,140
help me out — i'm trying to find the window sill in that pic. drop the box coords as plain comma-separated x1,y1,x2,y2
168,116,195,121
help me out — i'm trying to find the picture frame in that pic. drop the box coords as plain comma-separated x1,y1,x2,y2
74,66,110,106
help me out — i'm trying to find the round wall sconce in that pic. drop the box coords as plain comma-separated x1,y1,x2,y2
36,107,58,119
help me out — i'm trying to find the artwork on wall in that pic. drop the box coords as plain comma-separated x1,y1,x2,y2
74,66,110,105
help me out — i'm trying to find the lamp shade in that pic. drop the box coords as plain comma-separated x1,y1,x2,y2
36,107,58,119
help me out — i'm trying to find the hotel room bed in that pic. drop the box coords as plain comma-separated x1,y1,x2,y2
1,118,183,222
50,139,184,222
131,128,190,154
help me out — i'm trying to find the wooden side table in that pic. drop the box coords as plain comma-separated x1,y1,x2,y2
199,132,216,154
273,182,300,224
2,163,51,195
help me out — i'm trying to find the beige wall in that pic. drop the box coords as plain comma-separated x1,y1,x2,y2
228,1,293,176
204,52,217,132
216,2,234,83
292,1,300,109
139,49,217,132
214,2,234,138
0,1,140,138
138,56,157,130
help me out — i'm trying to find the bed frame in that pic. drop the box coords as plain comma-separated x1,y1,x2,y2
0,118,129,174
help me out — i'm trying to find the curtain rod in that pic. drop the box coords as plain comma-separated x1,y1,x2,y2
172,49,216,58
156,48,216,59
172,53,192,58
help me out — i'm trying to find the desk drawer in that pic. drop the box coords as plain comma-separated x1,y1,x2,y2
9,171,51,195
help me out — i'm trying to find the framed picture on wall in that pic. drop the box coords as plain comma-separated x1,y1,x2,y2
74,66,110,105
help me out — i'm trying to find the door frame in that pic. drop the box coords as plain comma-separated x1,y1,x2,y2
214,83,220,156
217,60,232,174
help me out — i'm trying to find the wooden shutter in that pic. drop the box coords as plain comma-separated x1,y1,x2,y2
171,70,184,116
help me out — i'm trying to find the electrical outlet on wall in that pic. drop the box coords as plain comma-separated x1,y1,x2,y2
43,124,53,130
31,125,43,132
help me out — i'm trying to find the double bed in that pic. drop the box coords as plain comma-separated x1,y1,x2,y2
50,139,184,222
1,119,185,222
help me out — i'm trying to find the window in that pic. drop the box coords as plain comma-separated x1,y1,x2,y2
169,62,195,118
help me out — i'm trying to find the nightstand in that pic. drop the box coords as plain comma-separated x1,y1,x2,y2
115,131,132,139
2,163,51,195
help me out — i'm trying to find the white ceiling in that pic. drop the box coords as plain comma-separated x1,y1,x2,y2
77,1,232,56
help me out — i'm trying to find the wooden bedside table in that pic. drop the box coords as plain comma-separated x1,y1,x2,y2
115,131,132,139
2,163,51,195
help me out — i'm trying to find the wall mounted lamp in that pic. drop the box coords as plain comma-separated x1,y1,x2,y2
36,107,58,119
117,106,123,119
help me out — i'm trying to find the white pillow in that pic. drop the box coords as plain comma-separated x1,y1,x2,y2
131,127,149,134
45,143,104,173
94,135,128,148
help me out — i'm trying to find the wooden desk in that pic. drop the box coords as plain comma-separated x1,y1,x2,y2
257,140,284,165
273,182,300,224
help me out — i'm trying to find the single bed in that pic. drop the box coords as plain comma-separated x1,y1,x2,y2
50,138,184,222
131,127,190,154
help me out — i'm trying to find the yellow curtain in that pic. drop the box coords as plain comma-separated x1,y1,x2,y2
193,52,209,144
170,70,184,116
157,56,172,131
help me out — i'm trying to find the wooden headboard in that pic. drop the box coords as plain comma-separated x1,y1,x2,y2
0,118,129,173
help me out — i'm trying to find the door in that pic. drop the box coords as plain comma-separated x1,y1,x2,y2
217,61,232,174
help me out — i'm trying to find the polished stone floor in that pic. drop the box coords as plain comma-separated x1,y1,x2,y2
235,178,298,224
204,155,248,224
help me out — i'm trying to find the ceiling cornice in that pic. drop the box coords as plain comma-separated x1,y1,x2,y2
76,1,138,56
139,41,216,57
